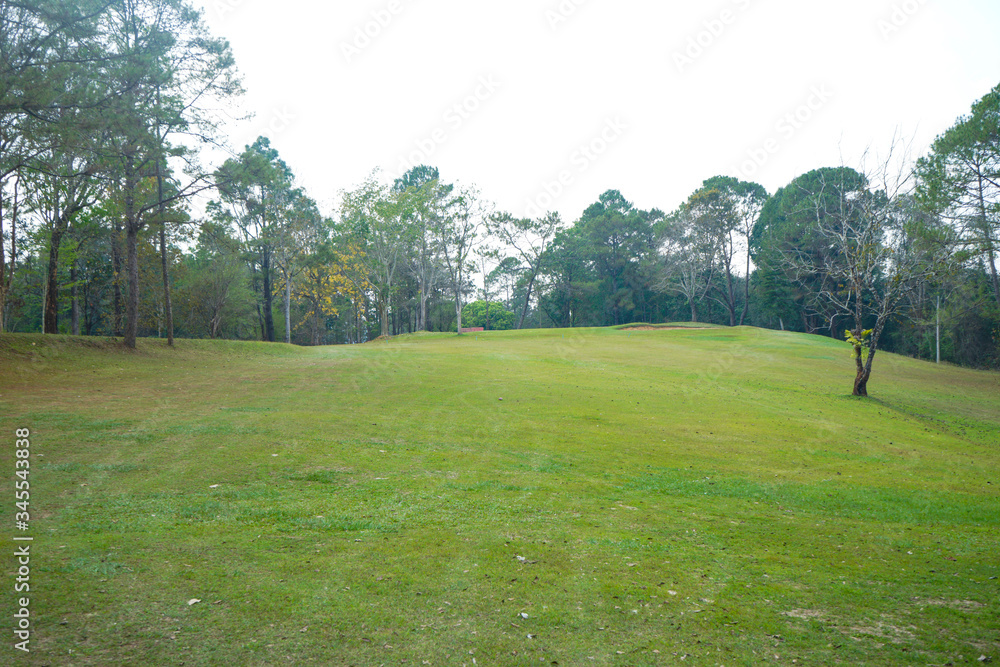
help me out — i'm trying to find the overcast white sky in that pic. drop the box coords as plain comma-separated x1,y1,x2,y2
192,0,1000,223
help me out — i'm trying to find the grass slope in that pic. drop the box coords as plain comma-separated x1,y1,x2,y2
1,327,998,666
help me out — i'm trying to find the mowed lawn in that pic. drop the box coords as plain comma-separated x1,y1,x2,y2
1,326,998,666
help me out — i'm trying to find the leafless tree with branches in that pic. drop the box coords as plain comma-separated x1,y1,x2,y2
782,141,953,396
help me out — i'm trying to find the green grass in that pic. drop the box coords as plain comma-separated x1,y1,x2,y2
1,327,998,666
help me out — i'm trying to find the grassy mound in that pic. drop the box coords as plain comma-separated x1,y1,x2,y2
1,327,997,665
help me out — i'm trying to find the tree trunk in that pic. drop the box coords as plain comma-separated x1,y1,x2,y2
851,335,868,397
112,220,124,337
517,270,537,330
853,368,870,397
284,268,291,344
725,270,736,326
455,297,463,333
312,304,321,346
0,185,8,333
210,309,222,339
739,253,751,326
123,157,141,350
0,185,5,333
44,229,63,334
262,249,275,342
124,223,140,349
851,325,883,397
70,262,80,335
988,247,1000,306
0,175,25,333
419,290,428,331
611,274,620,326
690,299,698,323
159,225,174,346
84,282,93,335
153,154,174,346
977,174,1000,305
936,295,941,364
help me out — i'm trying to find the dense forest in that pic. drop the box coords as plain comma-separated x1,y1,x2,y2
2,1,998,370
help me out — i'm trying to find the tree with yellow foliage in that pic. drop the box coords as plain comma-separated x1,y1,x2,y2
294,240,370,345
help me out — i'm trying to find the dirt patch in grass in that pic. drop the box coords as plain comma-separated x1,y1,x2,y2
845,621,917,644
913,598,986,611
784,609,918,646
783,608,828,620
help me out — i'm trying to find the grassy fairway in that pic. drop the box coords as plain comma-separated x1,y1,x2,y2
1,327,998,666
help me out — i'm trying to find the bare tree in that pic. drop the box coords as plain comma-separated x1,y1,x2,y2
783,144,952,396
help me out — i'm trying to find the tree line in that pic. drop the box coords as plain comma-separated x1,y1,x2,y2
2,1,998,382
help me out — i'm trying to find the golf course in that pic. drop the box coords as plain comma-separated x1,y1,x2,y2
1,326,998,666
